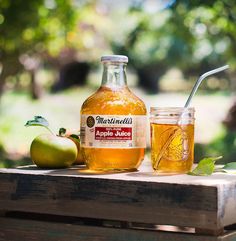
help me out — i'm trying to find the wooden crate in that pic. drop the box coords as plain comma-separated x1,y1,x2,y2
0,161,236,241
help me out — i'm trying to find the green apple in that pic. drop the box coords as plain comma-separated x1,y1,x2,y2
30,133,77,168
25,116,78,169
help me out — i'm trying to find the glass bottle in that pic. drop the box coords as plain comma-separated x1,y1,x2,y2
150,107,195,174
80,55,147,171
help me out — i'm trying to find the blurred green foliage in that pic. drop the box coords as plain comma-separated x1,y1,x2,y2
0,0,236,166
0,142,31,168
0,0,77,57
1,0,235,94
111,0,235,92
0,0,110,99
195,128,236,164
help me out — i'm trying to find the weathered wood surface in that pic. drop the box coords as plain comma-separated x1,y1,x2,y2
0,161,236,232
1,217,235,241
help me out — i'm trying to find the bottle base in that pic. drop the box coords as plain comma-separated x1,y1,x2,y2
88,167,138,173
82,147,144,173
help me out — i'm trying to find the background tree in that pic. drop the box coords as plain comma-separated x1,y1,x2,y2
0,1,110,99
0,0,78,99
110,0,235,93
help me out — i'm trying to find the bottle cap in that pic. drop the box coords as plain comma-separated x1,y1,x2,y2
101,55,128,63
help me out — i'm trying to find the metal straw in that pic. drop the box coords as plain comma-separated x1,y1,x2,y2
184,65,229,108
154,64,229,170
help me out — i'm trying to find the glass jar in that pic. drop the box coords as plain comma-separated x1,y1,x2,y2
150,107,195,174
80,55,147,171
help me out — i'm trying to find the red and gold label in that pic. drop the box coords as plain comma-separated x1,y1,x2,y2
80,115,146,148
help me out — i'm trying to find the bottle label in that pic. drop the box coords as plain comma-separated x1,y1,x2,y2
80,115,146,148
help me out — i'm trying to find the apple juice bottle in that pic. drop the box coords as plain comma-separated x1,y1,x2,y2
80,55,147,171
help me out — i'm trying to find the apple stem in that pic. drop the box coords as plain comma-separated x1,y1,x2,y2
58,128,67,137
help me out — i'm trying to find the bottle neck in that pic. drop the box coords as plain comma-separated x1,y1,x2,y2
101,62,127,88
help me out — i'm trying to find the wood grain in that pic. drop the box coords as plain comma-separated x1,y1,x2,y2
1,217,233,241
0,162,236,233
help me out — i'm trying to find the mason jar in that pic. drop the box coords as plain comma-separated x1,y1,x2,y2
150,107,195,174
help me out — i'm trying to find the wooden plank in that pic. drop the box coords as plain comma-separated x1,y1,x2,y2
218,183,236,229
0,171,218,231
0,162,236,232
0,217,232,241
196,228,224,236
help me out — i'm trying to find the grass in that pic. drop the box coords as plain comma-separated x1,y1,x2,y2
0,88,93,155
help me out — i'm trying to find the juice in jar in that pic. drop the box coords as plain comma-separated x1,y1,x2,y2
150,107,195,174
80,55,147,171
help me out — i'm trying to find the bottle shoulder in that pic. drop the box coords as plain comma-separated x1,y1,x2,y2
81,86,146,115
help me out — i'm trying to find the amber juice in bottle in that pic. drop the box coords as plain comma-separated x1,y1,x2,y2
80,55,147,171
150,107,195,174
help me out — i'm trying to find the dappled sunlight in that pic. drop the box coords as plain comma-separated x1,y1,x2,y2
0,1,235,168
184,173,235,185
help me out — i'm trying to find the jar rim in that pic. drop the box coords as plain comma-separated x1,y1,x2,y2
150,107,195,113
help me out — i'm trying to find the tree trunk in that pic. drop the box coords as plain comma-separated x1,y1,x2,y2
30,70,41,100
0,57,23,106
0,64,8,107
223,101,236,131
0,74,5,99
51,61,90,92
136,64,167,94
